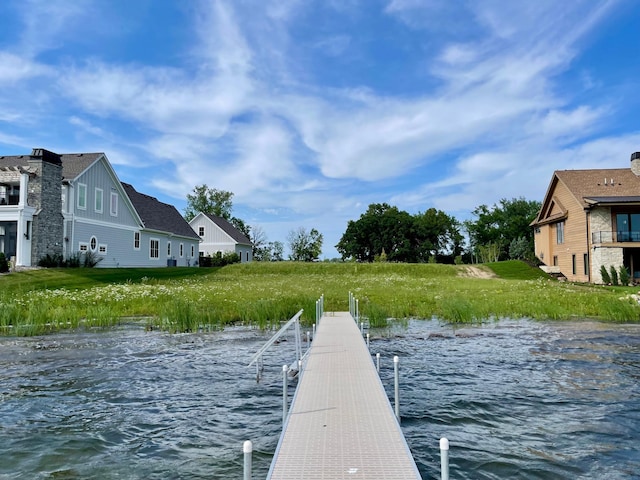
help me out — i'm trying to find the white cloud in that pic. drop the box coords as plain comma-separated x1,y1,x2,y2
0,52,49,84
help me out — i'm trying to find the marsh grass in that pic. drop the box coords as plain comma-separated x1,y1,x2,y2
1,261,640,335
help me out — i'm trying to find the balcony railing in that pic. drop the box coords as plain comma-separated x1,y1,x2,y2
592,231,640,244
0,193,20,206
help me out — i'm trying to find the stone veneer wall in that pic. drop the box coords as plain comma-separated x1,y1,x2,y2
589,208,612,242
27,158,63,263
591,246,623,284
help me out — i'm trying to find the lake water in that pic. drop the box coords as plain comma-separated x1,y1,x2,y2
0,319,638,479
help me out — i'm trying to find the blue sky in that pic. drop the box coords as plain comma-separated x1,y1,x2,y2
1,0,639,258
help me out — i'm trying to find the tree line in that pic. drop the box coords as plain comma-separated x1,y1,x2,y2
184,185,324,262
185,184,541,263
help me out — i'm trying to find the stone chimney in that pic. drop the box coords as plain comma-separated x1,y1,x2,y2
27,148,64,263
631,152,640,176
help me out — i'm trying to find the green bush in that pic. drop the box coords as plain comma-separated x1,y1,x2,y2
610,265,619,286
0,252,8,273
600,265,611,284
37,253,64,268
199,251,241,267
619,266,630,286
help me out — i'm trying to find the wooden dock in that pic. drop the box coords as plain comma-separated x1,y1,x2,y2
267,312,422,479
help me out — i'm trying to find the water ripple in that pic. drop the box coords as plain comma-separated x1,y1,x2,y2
0,320,639,479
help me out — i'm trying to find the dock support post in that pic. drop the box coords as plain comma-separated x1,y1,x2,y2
394,355,400,421
440,438,449,480
376,353,380,373
356,299,359,322
282,365,288,425
243,440,252,480
313,323,316,338
307,331,311,350
366,333,370,349
360,322,364,336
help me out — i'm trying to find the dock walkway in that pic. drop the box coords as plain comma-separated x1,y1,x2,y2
267,311,422,479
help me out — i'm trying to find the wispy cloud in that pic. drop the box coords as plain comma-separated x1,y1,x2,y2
0,0,635,257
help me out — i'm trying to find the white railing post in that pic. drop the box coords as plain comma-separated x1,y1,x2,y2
394,355,400,421
376,353,380,373
360,322,364,336
440,437,449,480
307,331,311,350
243,440,252,480
282,365,288,425
356,299,359,322
366,333,370,349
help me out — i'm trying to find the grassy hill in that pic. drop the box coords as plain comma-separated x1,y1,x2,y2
0,261,638,335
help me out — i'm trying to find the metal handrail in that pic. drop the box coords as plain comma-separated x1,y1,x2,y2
248,309,303,368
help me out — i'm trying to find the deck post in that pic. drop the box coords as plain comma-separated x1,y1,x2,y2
376,353,380,373
282,365,288,425
440,437,449,480
307,331,311,350
394,355,400,421
243,440,252,480
313,323,316,338
366,333,370,349
360,322,364,336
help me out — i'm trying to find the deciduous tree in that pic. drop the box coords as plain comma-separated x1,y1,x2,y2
336,203,463,263
287,227,323,262
184,185,234,222
464,197,540,262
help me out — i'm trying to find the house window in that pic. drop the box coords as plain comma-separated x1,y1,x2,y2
179,243,184,257
583,253,589,276
134,232,140,250
191,245,195,257
246,252,249,262
616,213,640,242
150,239,159,259
79,242,88,252
556,221,565,244
167,242,172,257
77,183,87,210
110,192,118,216
99,244,107,254
553,255,558,266
95,188,103,213
572,254,576,275
90,236,98,252
198,226,205,237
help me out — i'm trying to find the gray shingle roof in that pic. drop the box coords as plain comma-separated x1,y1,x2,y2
60,153,103,180
0,152,103,180
122,183,199,240
202,213,252,245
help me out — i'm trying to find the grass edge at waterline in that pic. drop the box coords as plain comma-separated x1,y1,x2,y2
1,261,639,335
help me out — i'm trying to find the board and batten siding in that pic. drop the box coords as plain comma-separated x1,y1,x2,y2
190,215,252,262
542,179,590,282
68,158,140,228
72,220,198,267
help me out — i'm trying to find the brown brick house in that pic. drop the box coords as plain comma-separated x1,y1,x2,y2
531,152,640,283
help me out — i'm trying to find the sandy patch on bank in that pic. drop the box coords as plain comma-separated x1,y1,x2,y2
457,265,497,279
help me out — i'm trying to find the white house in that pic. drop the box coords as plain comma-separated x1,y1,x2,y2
0,148,200,268
189,212,253,263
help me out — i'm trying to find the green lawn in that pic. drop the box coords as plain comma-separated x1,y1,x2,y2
1,261,638,335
